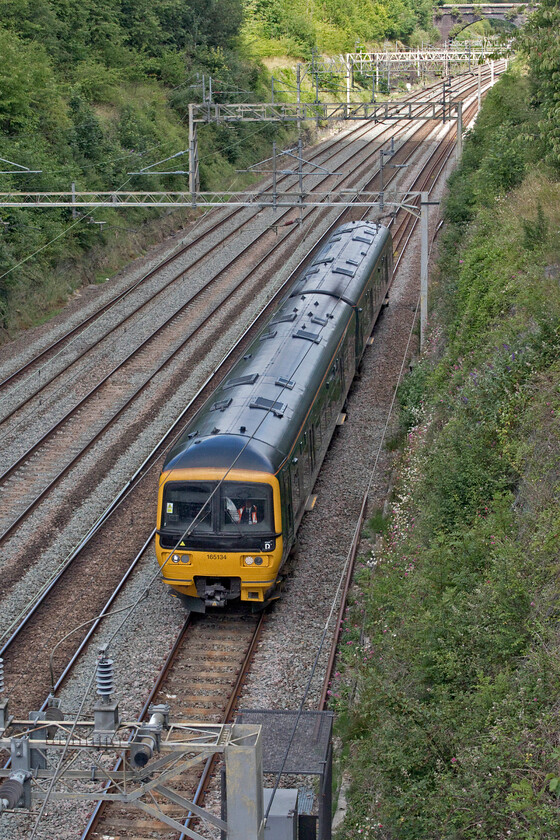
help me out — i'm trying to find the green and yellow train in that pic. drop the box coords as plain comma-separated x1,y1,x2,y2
156,221,393,611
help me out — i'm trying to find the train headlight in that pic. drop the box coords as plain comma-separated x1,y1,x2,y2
244,555,267,567
180,554,190,563
171,553,181,563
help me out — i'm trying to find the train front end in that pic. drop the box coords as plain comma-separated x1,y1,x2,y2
156,465,283,610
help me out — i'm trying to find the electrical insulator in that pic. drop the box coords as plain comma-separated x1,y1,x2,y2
96,654,114,700
0,772,27,811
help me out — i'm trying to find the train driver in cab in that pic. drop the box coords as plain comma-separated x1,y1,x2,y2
237,500,258,524
224,496,259,525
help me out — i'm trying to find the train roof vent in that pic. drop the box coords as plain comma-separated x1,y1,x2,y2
332,266,355,277
259,329,278,341
224,373,259,389
271,312,297,324
346,258,360,267
311,315,328,326
329,235,342,242
211,397,232,412
293,329,321,343
304,267,320,277
352,235,373,245
338,226,355,233
249,396,286,418
312,255,334,266
275,376,295,389
363,225,377,235
259,330,278,341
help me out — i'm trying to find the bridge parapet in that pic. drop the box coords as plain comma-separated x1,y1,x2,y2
434,3,533,39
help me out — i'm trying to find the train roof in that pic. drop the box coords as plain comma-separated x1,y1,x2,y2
163,221,391,477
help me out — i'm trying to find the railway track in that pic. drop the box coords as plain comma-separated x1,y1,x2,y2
0,69,496,563
79,432,377,840
81,612,265,840
0,65,501,709
0,65,504,838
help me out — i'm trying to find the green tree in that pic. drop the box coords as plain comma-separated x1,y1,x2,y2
519,0,560,170
0,25,64,134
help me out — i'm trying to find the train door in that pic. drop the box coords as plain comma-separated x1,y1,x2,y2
291,457,302,518
366,287,374,323
282,470,295,550
375,261,383,308
347,332,356,377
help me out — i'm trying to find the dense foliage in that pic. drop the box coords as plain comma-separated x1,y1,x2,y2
0,0,442,335
242,0,436,57
518,0,560,171
0,0,288,333
333,61,560,840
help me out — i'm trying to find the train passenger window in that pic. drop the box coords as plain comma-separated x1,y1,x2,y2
314,417,322,450
220,482,273,533
292,465,301,512
162,482,213,533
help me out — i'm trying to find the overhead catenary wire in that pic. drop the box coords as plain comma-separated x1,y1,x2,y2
28,561,161,840
30,225,393,833
0,220,315,663
23,216,420,833
0,118,277,301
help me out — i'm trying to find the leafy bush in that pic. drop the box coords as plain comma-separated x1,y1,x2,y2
334,63,560,839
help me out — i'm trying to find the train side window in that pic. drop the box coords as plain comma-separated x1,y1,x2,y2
314,417,322,452
344,338,353,378
320,394,329,434
292,462,301,512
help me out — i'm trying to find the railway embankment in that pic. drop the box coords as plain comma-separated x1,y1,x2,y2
334,61,560,838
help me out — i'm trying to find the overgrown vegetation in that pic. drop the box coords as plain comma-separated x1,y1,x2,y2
333,10,560,838
242,0,438,58
0,0,447,337
0,0,296,335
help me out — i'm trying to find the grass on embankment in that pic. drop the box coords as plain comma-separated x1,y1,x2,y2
332,66,560,839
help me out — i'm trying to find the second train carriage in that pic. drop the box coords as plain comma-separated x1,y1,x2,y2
156,221,393,611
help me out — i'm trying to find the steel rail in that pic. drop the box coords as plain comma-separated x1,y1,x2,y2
80,611,266,840
0,66,498,654
317,77,486,710
0,77,444,398
0,80,471,545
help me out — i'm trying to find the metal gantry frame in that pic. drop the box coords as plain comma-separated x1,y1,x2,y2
0,97,464,204
0,711,265,840
0,68,488,345
1,47,507,196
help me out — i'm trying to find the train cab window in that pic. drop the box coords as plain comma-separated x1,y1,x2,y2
220,482,274,533
162,482,213,533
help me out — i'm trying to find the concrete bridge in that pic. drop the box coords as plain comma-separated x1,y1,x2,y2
434,4,533,41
